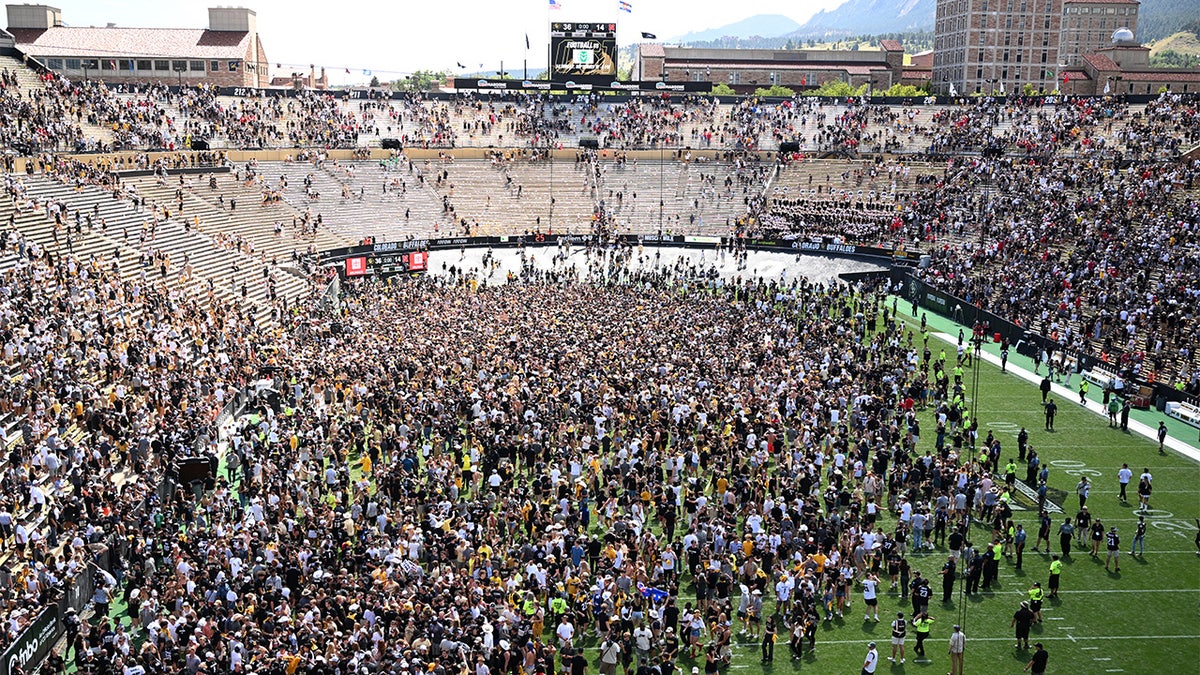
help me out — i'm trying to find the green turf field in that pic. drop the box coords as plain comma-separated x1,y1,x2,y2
671,302,1200,675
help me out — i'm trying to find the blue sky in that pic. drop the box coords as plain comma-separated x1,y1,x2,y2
36,0,844,84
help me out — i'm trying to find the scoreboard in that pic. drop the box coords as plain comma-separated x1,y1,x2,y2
550,22,618,85
343,251,428,278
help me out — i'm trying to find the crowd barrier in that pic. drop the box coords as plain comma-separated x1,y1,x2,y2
316,233,920,268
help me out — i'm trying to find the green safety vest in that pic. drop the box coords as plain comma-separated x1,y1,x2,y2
1050,561,1062,575
1029,588,1044,602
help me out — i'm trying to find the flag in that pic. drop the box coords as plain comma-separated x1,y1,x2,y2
526,34,530,50
637,582,668,603
948,82,958,97
345,68,350,74
457,62,465,69
1104,79,1110,94
549,0,562,9
128,60,134,72
641,31,656,39
999,81,1006,95
1062,73,1069,83
363,69,372,76
619,0,632,12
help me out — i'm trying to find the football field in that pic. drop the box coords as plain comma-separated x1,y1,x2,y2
601,297,1200,675
679,300,1200,675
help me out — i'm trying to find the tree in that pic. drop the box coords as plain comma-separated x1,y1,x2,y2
753,85,796,97
803,80,868,97
393,70,450,92
785,39,796,50
878,83,923,97
710,83,737,96
369,75,380,88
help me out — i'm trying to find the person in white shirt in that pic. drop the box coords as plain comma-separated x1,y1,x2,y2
555,616,574,649
862,573,880,622
862,641,879,674
775,573,794,613
1117,463,1133,503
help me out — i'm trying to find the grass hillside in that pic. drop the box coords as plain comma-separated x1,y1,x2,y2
1148,30,1200,68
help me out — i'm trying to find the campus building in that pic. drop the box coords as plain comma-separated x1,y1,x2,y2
932,0,1141,95
5,4,268,88
1062,28,1200,95
633,42,907,94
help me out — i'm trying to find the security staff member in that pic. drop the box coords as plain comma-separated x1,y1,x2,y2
912,612,934,657
939,557,956,603
1048,556,1063,598
1028,582,1045,623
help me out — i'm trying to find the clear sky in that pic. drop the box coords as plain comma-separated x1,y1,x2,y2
37,0,845,84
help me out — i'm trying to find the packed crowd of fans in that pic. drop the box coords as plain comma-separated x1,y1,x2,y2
0,47,1197,675
0,237,1062,675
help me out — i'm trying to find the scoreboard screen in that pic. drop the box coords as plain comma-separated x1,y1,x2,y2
550,22,618,85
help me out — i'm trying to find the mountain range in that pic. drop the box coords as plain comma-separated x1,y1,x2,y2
667,0,1187,44
670,14,802,43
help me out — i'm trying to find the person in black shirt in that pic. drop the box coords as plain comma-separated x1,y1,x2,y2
1012,601,1035,650
939,557,957,603
761,616,777,663
1105,527,1121,572
661,627,680,672
1025,643,1049,674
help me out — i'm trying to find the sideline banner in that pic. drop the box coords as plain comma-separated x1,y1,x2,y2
1,606,61,675
318,234,909,265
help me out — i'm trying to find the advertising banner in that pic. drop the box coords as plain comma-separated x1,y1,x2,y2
0,606,61,675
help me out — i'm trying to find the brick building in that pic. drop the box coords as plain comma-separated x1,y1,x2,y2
933,0,1140,95
1060,29,1200,95
7,4,268,88
633,42,906,94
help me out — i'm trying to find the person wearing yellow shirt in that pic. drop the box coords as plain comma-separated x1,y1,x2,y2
812,551,828,575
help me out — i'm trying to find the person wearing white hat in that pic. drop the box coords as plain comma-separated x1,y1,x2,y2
862,641,879,674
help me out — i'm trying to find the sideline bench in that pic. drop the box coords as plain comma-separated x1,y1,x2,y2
1166,401,1200,429
1083,362,1118,389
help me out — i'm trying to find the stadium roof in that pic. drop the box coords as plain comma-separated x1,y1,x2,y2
9,26,251,59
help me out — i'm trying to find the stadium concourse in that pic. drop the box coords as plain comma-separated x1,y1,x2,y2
0,51,1196,675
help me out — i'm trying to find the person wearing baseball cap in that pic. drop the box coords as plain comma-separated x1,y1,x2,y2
1025,642,1049,674
862,641,879,674
949,625,965,675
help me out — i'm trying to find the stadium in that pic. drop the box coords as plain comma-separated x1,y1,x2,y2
0,2,1195,675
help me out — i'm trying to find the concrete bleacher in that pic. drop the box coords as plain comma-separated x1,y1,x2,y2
256,160,451,241
1,173,312,320
600,159,761,235
419,157,597,235
123,171,351,262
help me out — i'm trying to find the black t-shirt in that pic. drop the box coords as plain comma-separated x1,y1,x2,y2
570,653,588,675
948,532,964,551
1031,649,1049,671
